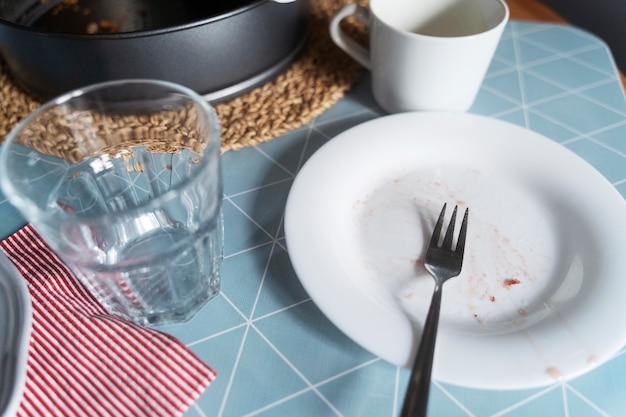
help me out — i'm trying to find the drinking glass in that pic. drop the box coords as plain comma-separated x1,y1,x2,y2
0,79,223,326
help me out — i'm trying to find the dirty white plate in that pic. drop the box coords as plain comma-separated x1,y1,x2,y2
0,252,31,416
284,112,626,389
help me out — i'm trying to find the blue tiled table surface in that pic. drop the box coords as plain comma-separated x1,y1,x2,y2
2,22,626,417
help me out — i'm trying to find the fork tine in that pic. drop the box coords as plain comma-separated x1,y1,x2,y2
442,205,458,250
429,203,447,248
455,207,469,255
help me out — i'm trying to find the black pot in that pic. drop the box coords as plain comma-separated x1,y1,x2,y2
0,0,310,102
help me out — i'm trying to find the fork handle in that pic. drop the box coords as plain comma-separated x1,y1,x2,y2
400,284,443,417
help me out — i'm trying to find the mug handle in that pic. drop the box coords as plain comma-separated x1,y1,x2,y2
329,4,371,69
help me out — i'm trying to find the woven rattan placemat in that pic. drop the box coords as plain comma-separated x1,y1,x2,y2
0,0,367,152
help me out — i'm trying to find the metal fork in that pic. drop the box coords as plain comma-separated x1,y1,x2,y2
400,203,469,417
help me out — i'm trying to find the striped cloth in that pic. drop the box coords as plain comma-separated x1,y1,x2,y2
0,225,217,417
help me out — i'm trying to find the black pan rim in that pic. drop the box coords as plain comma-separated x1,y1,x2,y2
0,0,271,40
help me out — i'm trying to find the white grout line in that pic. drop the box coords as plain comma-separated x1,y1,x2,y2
489,384,562,417
432,381,477,416
566,384,613,417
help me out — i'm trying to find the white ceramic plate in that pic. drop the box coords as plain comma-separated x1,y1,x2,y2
284,112,626,390
0,252,31,416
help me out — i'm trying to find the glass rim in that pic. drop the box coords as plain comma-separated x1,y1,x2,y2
0,78,222,224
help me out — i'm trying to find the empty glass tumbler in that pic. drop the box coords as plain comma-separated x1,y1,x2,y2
0,79,223,326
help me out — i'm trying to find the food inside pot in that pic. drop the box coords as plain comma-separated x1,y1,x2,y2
5,0,256,34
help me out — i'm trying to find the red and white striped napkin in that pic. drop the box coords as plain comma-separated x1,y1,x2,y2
1,225,217,417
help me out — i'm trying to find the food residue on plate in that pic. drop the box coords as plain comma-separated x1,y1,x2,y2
503,278,521,288
546,367,564,379
353,166,556,334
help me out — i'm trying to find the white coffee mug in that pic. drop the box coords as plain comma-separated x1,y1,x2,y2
329,0,509,113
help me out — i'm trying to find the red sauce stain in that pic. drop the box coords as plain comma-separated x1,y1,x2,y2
472,314,484,325
503,278,521,288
